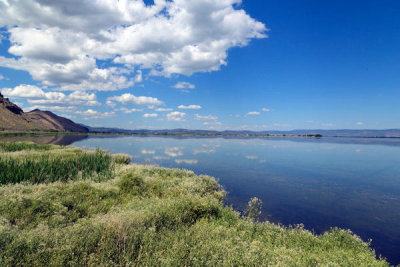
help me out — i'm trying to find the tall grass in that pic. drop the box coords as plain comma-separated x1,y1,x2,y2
0,145,114,184
0,141,54,152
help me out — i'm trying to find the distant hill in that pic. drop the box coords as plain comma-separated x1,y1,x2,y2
262,129,400,138
0,92,88,132
2,92,398,137
83,126,400,138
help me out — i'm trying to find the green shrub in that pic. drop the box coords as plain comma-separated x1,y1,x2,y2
0,182,121,230
112,153,131,165
118,173,147,195
243,197,263,221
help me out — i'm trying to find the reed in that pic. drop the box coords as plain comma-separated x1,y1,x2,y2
0,145,114,184
0,141,54,152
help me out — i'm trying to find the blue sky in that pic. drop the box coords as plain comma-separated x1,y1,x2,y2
0,0,399,130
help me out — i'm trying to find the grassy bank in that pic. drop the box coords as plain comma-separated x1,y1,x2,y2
0,142,390,266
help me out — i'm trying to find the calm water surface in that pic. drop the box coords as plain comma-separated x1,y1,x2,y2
3,135,400,264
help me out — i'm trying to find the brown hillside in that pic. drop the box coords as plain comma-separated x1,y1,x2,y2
27,109,89,132
0,92,88,132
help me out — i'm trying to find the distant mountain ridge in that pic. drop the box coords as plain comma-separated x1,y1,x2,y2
2,93,398,137
84,126,400,138
0,92,88,132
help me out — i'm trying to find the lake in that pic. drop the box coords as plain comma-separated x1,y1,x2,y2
2,134,400,264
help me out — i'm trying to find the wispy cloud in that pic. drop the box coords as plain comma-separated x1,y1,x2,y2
165,147,183,157
153,156,170,160
322,123,335,127
173,82,195,92
141,149,155,155
247,111,260,115
193,148,216,155
203,121,222,126
75,109,115,119
156,108,173,112
272,123,289,127
195,114,218,121
143,113,158,118
178,105,201,110
106,100,116,108
175,159,198,164
116,107,143,114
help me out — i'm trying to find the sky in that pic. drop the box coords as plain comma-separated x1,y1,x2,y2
0,0,399,130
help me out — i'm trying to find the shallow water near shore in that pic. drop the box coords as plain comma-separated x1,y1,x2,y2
2,134,400,264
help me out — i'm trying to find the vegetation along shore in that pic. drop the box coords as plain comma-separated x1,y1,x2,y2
0,142,390,266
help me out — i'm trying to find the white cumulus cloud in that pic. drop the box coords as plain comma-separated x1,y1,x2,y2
2,84,45,99
167,111,186,121
108,93,163,106
2,84,100,110
0,0,267,90
0,0,266,91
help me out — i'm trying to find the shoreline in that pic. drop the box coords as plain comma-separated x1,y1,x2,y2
1,130,400,139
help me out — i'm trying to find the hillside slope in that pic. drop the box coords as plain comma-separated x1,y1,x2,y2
0,92,88,132
27,109,88,132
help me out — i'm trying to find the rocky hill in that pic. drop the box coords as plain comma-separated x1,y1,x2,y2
0,92,88,132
